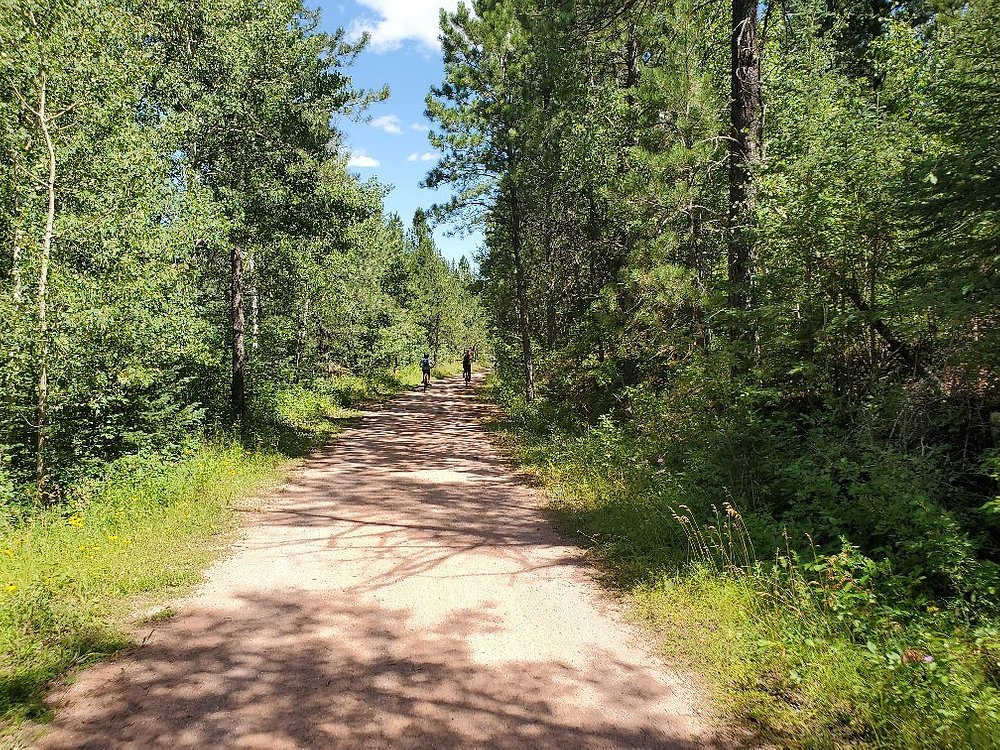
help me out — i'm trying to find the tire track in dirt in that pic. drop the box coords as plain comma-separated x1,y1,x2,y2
36,375,725,749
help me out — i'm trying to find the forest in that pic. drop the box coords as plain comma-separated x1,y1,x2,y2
0,0,485,502
426,0,1000,745
2,0,999,745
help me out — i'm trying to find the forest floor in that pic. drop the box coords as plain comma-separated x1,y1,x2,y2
29,375,730,749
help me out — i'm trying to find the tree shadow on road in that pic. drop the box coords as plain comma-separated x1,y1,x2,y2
37,377,730,748
40,590,704,749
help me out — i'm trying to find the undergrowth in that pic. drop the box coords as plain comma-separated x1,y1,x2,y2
484,376,1000,749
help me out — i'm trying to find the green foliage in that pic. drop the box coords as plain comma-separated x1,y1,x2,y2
634,566,1000,748
496,401,1000,745
463,0,998,741
0,0,492,723
0,0,490,502
0,355,469,725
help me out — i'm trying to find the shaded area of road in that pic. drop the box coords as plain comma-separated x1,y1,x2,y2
38,375,719,748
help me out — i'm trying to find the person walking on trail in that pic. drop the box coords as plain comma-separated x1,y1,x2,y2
462,349,472,386
420,353,432,391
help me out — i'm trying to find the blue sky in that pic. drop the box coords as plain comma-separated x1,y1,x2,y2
311,0,482,263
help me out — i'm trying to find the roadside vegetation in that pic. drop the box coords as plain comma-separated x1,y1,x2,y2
0,442,281,724
0,0,488,729
434,0,1000,744
488,380,1000,748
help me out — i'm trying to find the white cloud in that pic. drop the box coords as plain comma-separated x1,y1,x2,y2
350,0,460,52
371,114,403,135
411,122,430,132
346,149,380,168
407,151,438,162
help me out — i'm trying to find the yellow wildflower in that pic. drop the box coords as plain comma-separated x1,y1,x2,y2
67,516,85,528
4,584,17,594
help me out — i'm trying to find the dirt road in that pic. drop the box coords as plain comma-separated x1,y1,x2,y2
38,376,719,748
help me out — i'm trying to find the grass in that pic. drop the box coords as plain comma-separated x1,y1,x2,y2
256,363,473,455
629,565,1000,748
484,379,1000,749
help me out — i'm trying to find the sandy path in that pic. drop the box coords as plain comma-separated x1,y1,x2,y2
37,375,720,749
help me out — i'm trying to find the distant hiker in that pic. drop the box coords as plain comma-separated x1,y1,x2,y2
462,349,472,385
421,353,432,391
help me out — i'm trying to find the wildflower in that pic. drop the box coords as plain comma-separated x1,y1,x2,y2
923,654,934,663
67,516,85,528
1,548,12,556
4,584,17,594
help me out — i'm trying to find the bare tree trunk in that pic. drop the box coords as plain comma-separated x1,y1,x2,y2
509,187,535,402
543,195,557,349
231,242,246,423
9,134,25,304
247,248,260,352
11,227,23,304
432,310,442,365
728,0,760,344
841,284,943,389
545,274,557,349
294,297,309,382
35,72,56,506
4,218,23,484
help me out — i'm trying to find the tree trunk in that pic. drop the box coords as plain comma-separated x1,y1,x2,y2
728,0,760,336
35,73,56,506
231,242,246,423
841,284,943,389
546,274,557,349
12,227,23,304
432,310,442,365
294,297,309,383
509,187,535,402
247,248,260,352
